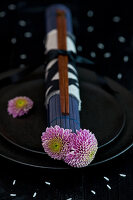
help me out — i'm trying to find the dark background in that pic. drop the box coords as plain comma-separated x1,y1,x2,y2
0,0,133,199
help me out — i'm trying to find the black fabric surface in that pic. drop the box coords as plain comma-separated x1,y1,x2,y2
0,0,133,199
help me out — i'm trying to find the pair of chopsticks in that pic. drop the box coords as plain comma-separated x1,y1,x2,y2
56,10,69,115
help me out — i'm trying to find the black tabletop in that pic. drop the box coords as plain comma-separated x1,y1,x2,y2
0,0,133,199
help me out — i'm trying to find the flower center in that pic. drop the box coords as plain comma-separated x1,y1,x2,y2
48,138,63,153
89,150,95,159
16,99,28,108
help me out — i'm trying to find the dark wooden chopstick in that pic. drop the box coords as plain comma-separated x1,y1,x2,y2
56,10,69,115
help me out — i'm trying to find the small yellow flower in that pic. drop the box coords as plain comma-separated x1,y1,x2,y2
48,137,63,153
16,98,28,108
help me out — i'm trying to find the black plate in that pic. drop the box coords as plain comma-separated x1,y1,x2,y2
0,68,132,169
0,78,125,154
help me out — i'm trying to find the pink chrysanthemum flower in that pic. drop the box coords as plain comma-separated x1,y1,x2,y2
7,96,33,118
41,125,72,160
64,129,98,168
